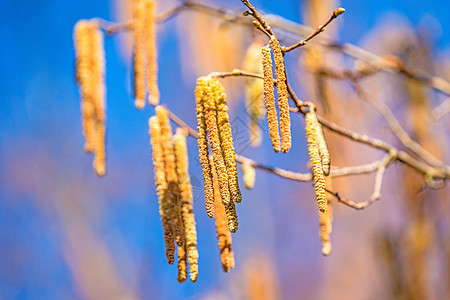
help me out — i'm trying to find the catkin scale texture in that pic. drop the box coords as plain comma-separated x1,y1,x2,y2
195,77,216,218
305,109,328,213
261,46,281,153
133,0,146,109
173,129,199,283
270,38,291,153
149,116,175,264
144,0,160,105
211,79,242,204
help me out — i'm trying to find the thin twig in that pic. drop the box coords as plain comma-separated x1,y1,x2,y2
431,98,450,120
282,7,345,53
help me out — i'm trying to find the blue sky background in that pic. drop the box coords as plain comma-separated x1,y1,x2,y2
0,0,449,299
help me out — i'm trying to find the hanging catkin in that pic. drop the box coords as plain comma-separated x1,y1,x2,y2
316,124,330,176
144,0,160,105
261,46,281,153
155,106,185,246
319,178,333,256
133,0,146,109
241,162,256,189
305,105,327,213
269,38,291,153
203,80,231,207
211,160,235,272
173,128,199,283
194,77,215,218
211,78,242,204
243,42,265,147
74,19,106,176
149,116,175,264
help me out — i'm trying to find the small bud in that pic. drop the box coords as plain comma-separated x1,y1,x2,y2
252,21,261,28
333,7,345,17
243,10,251,16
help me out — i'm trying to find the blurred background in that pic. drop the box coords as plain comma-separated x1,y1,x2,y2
1,0,449,299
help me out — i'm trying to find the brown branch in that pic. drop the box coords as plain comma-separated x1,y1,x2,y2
240,0,274,36
352,81,446,168
282,7,345,53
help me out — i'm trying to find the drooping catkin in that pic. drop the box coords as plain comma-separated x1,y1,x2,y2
195,77,215,218
133,0,146,109
269,38,291,153
305,106,327,213
91,23,106,177
241,162,256,189
211,79,242,204
177,243,187,283
316,124,331,176
211,161,235,271
319,178,333,256
144,0,160,105
149,116,175,264
243,42,265,147
155,106,185,247
203,81,231,207
74,20,96,153
261,46,281,153
173,128,199,283
74,20,106,176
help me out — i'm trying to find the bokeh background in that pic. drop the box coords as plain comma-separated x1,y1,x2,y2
1,0,449,299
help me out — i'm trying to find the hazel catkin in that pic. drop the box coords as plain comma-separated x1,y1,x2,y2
269,38,291,153
173,128,199,283
133,0,146,109
149,116,175,264
261,46,281,153
144,0,160,105
242,162,256,189
195,77,216,218
305,106,327,213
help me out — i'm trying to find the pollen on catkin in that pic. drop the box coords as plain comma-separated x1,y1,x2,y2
243,42,265,147
319,184,333,256
269,38,291,153
149,116,175,264
173,128,199,283
133,0,146,109
203,80,231,207
195,77,215,218
211,79,242,204
261,46,281,153
305,105,327,213
156,106,185,247
211,161,235,272
74,19,107,176
316,124,331,176
241,162,256,189
177,242,187,283
144,0,160,105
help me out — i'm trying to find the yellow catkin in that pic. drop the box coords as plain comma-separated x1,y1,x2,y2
144,0,160,105
149,116,175,264
241,162,256,189
133,0,146,109
270,38,291,153
203,80,231,207
316,124,331,176
243,42,264,147
319,178,333,256
74,20,96,153
173,129,199,283
177,243,187,283
194,77,215,218
211,78,242,204
212,161,235,271
305,107,327,213
261,46,281,153
155,106,185,247
91,22,106,177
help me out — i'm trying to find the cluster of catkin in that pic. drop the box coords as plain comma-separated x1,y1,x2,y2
262,38,291,153
194,77,241,234
304,104,331,213
148,106,198,283
133,0,160,109
74,19,107,177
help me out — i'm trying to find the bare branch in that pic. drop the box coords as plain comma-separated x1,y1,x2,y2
431,98,450,120
282,7,345,53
